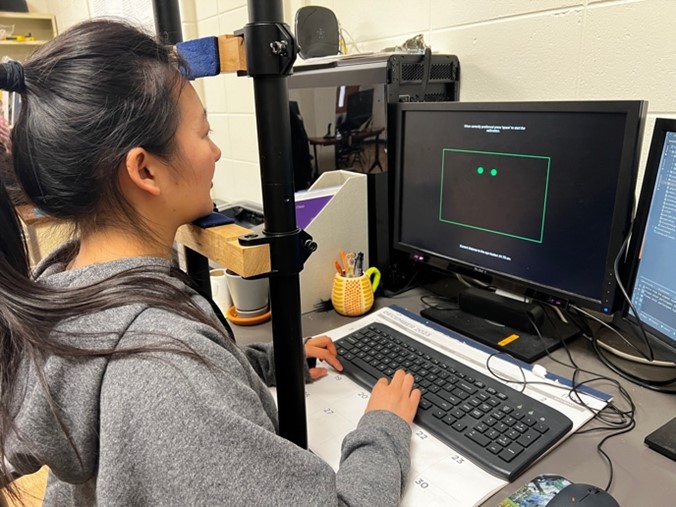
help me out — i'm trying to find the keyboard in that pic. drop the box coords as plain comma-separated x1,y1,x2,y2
335,322,573,481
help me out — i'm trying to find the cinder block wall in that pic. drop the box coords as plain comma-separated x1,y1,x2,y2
40,0,676,204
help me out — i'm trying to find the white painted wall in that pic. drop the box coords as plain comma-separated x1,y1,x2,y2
31,0,676,204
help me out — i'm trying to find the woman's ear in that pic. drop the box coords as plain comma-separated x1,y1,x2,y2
123,147,162,196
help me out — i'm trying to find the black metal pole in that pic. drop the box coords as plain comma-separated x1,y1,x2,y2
154,0,308,448
243,0,308,448
152,0,183,44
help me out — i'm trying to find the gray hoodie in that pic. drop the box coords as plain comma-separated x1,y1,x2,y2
5,243,411,506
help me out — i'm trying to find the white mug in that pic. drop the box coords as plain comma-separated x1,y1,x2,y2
209,269,232,315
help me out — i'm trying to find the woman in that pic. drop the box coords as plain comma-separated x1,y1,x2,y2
0,19,420,506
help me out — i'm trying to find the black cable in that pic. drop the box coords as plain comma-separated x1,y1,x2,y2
382,264,421,298
571,304,676,392
419,293,458,312
591,335,676,393
418,46,432,101
563,306,594,337
611,230,654,360
514,316,639,492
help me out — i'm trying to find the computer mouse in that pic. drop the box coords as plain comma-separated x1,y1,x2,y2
547,483,619,507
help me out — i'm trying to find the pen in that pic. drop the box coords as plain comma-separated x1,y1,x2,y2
334,260,345,276
355,252,363,276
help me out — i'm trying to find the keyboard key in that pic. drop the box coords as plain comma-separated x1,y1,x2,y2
495,423,508,433
469,409,484,419
351,356,384,379
452,421,467,432
514,422,528,433
474,423,488,433
487,442,503,454
485,429,500,440
499,443,524,463
426,393,453,412
458,381,477,394
442,415,456,426
496,435,511,447
517,429,541,448
452,388,469,400
449,408,465,419
467,430,491,447
534,423,550,434
523,416,537,426
506,429,520,440
459,403,473,413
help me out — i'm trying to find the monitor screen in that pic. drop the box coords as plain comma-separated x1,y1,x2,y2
341,88,375,133
393,101,646,313
614,118,676,360
289,81,388,178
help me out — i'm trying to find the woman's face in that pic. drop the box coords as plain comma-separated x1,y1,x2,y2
165,82,222,225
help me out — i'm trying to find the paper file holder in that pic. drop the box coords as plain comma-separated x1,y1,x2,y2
296,170,368,313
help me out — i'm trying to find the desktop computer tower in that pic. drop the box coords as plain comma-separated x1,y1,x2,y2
289,53,461,292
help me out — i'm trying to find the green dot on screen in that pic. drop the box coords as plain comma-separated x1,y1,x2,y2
490,168,498,176
477,167,484,174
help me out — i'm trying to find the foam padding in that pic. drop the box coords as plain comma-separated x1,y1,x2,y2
176,36,220,79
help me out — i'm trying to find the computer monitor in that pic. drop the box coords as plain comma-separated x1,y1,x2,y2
340,88,374,133
613,118,676,363
393,100,647,361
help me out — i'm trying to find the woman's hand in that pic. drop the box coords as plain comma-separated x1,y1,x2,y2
365,370,421,424
305,335,343,380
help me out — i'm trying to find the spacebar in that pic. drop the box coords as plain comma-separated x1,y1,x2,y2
346,357,385,385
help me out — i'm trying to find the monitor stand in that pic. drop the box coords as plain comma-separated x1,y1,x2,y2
420,288,580,363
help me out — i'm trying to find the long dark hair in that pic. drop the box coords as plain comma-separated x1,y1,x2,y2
0,19,231,499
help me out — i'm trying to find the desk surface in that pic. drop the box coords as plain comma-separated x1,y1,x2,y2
231,287,676,506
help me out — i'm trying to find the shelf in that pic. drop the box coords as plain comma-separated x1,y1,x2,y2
0,40,48,46
0,11,56,61
0,11,53,20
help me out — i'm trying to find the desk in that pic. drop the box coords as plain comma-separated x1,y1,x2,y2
232,286,676,506
308,127,385,176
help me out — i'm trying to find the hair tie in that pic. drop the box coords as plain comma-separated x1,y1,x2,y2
1,60,26,93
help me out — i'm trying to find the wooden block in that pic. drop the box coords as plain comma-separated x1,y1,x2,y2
15,204,53,226
2,465,48,507
175,223,270,277
217,35,247,73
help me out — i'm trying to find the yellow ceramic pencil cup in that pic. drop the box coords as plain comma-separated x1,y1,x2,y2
331,267,381,317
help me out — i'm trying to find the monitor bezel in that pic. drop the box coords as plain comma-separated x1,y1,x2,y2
392,100,647,313
613,117,676,360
